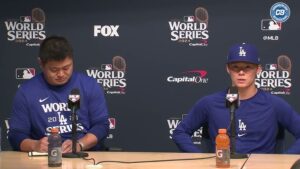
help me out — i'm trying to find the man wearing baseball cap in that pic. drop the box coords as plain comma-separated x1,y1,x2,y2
172,43,300,154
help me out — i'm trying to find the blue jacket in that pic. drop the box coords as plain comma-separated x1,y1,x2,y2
173,89,300,154
9,72,109,151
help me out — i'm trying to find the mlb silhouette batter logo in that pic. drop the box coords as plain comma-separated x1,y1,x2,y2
16,68,35,79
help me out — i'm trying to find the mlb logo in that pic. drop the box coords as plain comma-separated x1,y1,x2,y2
16,68,35,79
183,16,195,22
101,64,112,70
20,16,31,22
261,19,282,31
109,118,116,129
69,94,80,103
265,64,277,70
226,94,238,103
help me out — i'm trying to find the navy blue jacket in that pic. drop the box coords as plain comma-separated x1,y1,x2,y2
9,72,109,151
173,89,300,154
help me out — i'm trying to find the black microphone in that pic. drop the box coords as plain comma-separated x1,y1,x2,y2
226,86,239,114
226,86,247,159
63,88,88,158
68,88,80,111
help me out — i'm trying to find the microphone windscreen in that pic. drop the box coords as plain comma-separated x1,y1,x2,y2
68,88,80,108
70,88,80,95
226,86,239,108
229,86,238,95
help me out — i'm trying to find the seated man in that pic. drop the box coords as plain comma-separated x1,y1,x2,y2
172,43,300,154
9,36,109,153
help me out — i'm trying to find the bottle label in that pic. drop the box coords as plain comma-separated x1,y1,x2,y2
216,149,230,165
48,147,62,164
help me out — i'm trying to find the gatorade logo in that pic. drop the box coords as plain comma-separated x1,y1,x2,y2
216,150,223,158
51,149,58,156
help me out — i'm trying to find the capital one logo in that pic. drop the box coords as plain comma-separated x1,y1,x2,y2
94,25,119,37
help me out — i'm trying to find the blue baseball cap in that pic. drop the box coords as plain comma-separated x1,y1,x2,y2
227,43,260,64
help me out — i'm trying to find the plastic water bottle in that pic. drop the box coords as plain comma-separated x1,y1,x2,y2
48,128,62,167
216,128,230,168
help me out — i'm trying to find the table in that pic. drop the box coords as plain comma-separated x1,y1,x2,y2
0,151,299,169
245,154,299,169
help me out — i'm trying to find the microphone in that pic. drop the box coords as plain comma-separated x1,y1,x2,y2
63,88,88,158
226,86,247,159
226,86,239,114
68,88,80,111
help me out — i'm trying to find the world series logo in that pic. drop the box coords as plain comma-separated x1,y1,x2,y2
4,8,46,46
86,56,127,95
168,6,209,47
255,55,292,95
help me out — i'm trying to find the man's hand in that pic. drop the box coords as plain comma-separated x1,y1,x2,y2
33,137,49,152
62,139,80,153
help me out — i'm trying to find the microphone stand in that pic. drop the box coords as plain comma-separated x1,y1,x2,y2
62,106,88,158
291,159,300,169
229,106,247,159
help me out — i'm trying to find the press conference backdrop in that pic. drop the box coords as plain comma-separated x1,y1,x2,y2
0,0,299,152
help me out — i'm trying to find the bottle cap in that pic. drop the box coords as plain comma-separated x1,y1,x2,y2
218,128,227,134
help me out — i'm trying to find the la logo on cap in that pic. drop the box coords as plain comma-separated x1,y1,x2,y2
239,47,246,57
